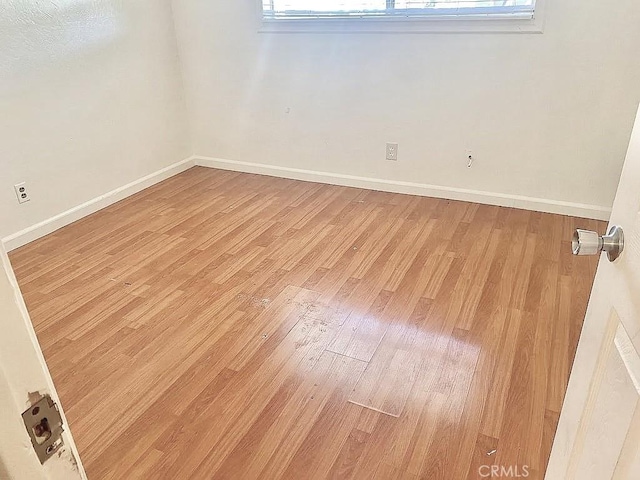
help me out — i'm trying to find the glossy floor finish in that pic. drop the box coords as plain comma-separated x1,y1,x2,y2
10,167,603,480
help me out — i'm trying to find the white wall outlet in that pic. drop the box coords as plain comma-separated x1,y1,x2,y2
14,183,30,204
386,143,398,161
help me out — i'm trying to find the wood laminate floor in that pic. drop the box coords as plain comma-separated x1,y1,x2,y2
9,167,603,479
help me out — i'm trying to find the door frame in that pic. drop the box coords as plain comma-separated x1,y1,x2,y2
0,243,86,479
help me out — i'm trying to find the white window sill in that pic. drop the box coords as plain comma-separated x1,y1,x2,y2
260,15,544,34
257,1,547,35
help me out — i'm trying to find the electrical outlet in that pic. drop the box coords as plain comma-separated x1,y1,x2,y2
14,182,30,204
386,143,398,161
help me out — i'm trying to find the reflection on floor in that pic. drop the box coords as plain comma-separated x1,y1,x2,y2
9,167,603,479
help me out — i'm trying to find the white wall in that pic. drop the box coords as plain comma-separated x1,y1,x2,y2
3,1,639,238
0,0,189,239
172,0,640,214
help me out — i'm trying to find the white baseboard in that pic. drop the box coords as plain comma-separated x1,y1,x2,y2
194,156,611,221
2,157,196,252
2,154,610,252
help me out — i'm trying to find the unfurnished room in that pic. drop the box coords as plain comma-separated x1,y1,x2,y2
1,1,640,479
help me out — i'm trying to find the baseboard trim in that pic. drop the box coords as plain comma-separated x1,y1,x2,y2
194,156,611,221
2,155,610,252
2,157,196,252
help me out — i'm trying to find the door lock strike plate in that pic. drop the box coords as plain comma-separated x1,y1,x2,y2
21,394,65,464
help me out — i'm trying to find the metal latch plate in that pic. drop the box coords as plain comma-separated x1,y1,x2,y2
21,394,65,464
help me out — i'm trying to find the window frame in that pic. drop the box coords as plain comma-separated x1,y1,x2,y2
257,0,547,34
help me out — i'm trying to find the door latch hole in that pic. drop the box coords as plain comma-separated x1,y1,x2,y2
33,417,52,444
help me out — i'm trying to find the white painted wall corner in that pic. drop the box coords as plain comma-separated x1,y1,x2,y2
1,158,196,252
194,156,612,221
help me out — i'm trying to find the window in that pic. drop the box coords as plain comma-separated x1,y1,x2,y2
262,1,537,21
259,0,545,33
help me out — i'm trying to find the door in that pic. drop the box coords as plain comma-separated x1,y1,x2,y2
0,244,86,479
546,107,640,478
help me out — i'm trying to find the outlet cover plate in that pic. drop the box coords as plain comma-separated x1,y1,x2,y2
14,183,30,203
386,143,398,161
